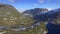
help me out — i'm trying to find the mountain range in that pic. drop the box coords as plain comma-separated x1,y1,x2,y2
0,3,60,34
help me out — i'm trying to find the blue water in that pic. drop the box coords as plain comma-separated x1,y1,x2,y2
46,23,60,34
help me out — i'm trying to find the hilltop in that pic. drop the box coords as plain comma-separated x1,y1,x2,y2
0,3,35,27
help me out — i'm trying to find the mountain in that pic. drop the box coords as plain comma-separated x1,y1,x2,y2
0,3,35,27
22,8,48,15
0,3,46,34
22,8,60,24
1,3,60,34
22,8,48,20
23,8,48,13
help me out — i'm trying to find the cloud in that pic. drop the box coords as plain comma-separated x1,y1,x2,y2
47,8,51,11
47,8,54,11
38,0,44,3
34,3,38,7
18,8,25,13
38,0,50,4
8,0,16,3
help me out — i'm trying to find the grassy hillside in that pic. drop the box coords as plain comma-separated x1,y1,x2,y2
0,4,46,34
0,4,35,27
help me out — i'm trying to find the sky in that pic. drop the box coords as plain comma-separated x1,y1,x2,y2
0,0,60,12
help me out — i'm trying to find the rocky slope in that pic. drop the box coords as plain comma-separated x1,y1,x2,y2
0,3,47,34
0,3,35,27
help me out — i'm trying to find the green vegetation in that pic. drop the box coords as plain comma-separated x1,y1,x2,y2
0,4,47,34
1,23,46,34
0,4,35,27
